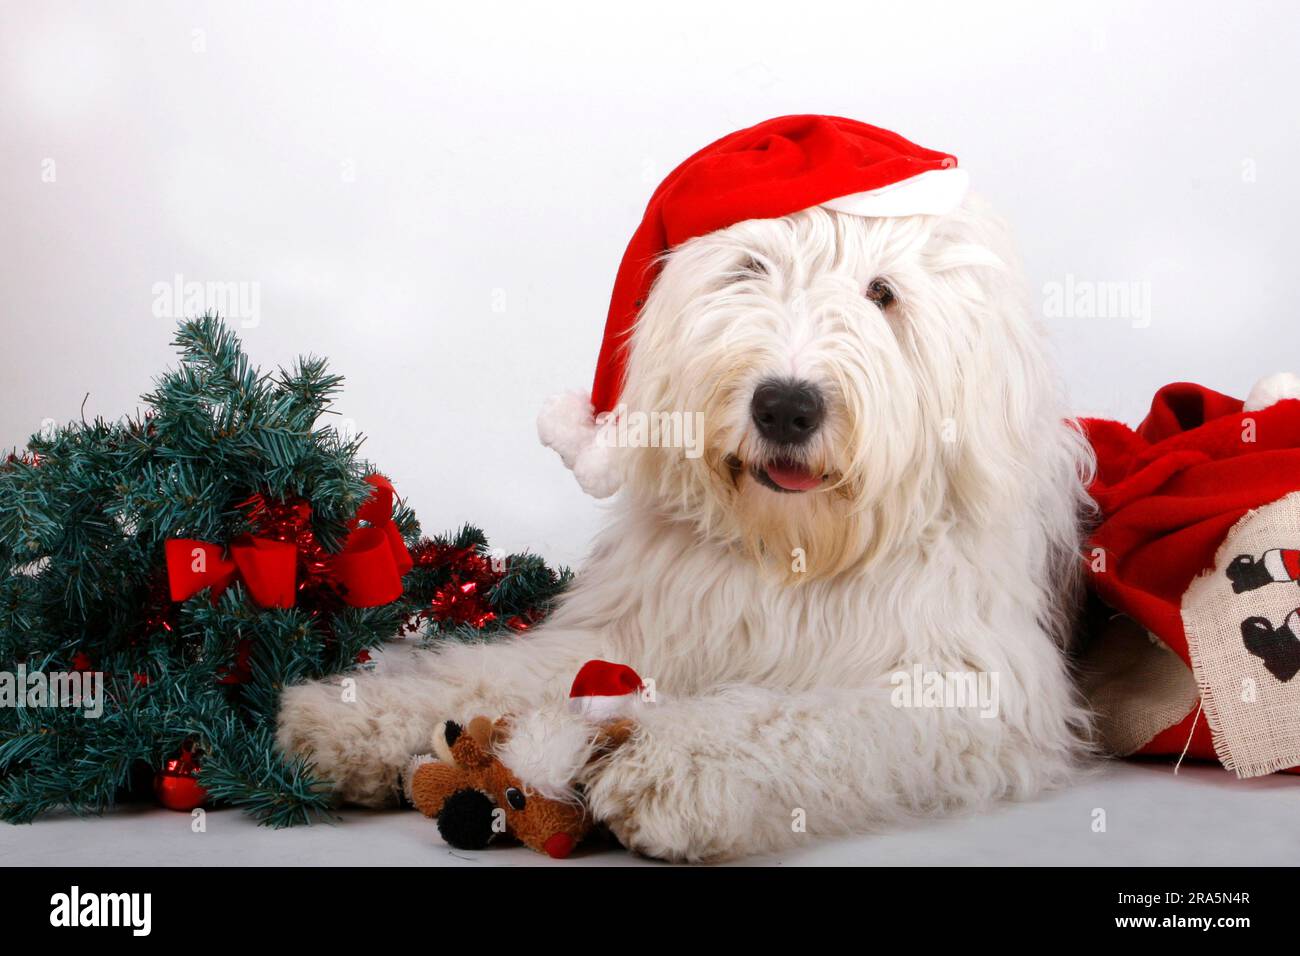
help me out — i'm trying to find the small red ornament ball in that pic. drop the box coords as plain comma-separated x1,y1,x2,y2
154,754,208,812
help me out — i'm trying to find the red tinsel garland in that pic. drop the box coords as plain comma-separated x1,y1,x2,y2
405,540,534,634
409,540,500,630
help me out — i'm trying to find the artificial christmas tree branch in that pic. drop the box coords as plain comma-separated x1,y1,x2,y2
0,315,569,825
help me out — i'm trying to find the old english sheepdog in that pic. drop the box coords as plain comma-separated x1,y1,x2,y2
277,115,1095,861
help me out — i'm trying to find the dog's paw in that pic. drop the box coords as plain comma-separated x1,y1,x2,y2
276,678,411,807
581,738,741,863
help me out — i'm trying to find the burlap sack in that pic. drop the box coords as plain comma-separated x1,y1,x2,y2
1183,492,1300,777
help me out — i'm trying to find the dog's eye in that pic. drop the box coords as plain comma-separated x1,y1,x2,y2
504,787,526,811
735,256,767,280
865,278,896,308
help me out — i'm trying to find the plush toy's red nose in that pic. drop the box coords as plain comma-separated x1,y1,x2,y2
543,833,575,859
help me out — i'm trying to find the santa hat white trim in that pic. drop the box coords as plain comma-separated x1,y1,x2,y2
1244,372,1300,412
820,166,970,218
568,694,640,720
539,167,971,499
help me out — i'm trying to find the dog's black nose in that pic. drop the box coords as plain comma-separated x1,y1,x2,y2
750,380,824,445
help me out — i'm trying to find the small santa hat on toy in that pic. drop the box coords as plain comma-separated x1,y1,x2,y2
568,659,646,720
537,114,969,497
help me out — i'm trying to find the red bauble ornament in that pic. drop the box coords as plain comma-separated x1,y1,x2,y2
154,773,206,812
154,746,208,812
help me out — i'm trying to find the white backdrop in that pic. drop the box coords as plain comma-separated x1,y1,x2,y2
3,0,1298,566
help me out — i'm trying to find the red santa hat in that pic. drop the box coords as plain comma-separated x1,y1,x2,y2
568,659,646,720
537,114,968,497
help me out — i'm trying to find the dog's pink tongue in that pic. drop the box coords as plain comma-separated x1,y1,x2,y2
764,461,823,491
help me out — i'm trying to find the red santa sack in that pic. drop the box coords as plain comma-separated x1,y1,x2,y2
1080,378,1300,776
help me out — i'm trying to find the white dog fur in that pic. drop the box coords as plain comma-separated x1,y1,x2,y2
277,198,1096,862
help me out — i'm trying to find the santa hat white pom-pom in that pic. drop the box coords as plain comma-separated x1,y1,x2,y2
537,391,623,498
1244,372,1300,412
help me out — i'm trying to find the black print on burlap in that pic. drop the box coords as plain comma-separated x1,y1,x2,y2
1241,613,1300,682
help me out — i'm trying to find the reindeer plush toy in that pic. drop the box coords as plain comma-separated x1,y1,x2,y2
405,661,642,859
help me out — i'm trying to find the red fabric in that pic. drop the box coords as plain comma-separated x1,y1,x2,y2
166,536,297,608
166,475,413,610
336,473,414,606
1283,550,1300,580
1082,383,1300,764
591,115,958,412
569,659,644,699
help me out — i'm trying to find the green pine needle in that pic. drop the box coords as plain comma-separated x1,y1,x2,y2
0,315,569,825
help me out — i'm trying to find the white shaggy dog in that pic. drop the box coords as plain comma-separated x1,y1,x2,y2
278,205,1093,861
278,122,1095,862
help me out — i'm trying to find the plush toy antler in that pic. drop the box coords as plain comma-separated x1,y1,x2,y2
407,714,631,859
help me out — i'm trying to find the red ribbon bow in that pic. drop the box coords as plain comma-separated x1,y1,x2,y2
165,475,413,609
